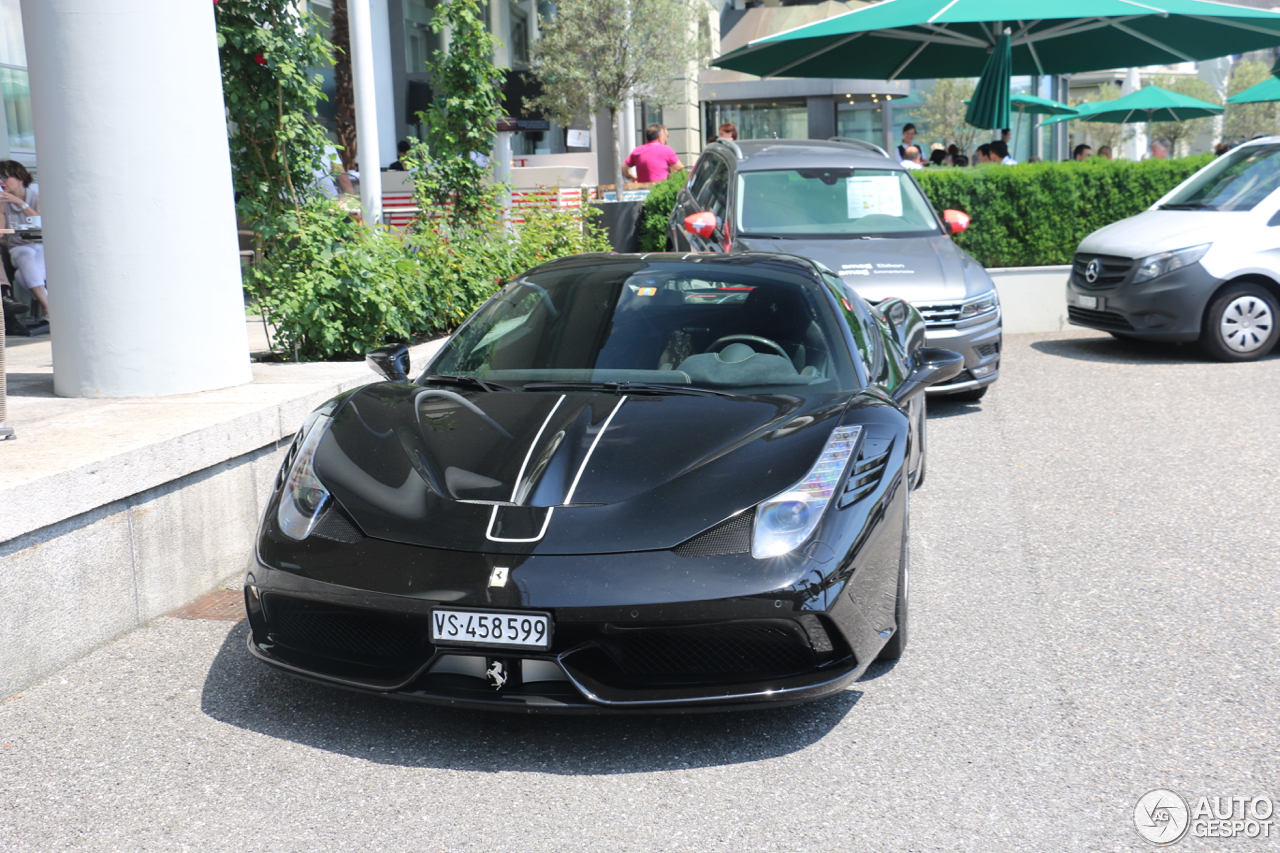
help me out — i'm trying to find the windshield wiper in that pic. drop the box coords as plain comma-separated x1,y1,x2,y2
1159,202,1215,210
423,374,514,392
521,381,738,398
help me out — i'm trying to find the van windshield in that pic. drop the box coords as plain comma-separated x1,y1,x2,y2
1161,144,1280,212
736,168,941,238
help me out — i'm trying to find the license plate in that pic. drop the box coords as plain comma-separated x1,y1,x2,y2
1074,293,1099,309
431,608,552,650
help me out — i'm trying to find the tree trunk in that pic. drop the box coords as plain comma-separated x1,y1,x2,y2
332,0,358,172
611,105,626,201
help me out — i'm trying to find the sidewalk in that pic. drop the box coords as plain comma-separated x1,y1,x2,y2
1,317,443,542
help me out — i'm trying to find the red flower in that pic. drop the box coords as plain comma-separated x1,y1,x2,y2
254,53,267,65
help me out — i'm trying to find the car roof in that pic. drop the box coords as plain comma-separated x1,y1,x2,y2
720,139,901,173
524,251,826,279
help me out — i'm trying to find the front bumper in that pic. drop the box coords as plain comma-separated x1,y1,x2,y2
920,310,1001,396
1066,257,1221,341
243,555,881,714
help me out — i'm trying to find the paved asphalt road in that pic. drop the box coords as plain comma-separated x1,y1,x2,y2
2,329,1277,853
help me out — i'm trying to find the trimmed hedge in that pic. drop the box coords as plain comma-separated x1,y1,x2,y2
633,156,1214,267
914,156,1213,268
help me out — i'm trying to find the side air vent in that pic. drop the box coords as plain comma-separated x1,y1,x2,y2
672,509,755,557
311,501,368,543
838,436,893,508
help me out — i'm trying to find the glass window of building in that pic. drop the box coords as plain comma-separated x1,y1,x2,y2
708,101,806,141
405,0,443,74
509,3,529,67
0,0,34,155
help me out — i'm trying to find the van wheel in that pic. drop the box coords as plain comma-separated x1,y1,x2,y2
1200,283,1279,362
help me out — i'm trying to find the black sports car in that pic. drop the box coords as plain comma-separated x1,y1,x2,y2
244,252,962,712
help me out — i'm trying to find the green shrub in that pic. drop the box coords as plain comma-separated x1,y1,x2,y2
914,156,1213,267
628,156,1213,267
638,171,689,251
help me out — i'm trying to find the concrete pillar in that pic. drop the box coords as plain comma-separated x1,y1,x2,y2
370,0,399,167
348,0,383,223
21,0,250,398
807,95,836,140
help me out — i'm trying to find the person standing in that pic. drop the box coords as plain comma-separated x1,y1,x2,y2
1148,139,1170,160
0,160,49,320
717,123,738,141
896,123,917,162
1072,144,1092,161
1096,146,1113,160
992,140,1017,165
900,145,924,170
623,124,685,184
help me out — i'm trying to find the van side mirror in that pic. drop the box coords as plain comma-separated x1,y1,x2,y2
684,211,717,238
366,343,411,382
943,209,970,235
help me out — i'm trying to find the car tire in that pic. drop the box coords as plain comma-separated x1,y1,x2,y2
947,385,988,402
876,499,910,662
910,397,927,490
1199,283,1280,362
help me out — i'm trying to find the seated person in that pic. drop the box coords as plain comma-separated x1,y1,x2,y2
0,160,48,320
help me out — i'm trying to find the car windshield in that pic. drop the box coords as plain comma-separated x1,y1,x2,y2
1161,143,1280,212
426,261,859,394
736,168,941,238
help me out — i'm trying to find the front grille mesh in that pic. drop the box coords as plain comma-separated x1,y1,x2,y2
266,595,425,665
1068,305,1135,331
595,621,815,677
913,302,963,327
1073,253,1133,288
976,342,1000,358
311,503,367,543
672,510,755,557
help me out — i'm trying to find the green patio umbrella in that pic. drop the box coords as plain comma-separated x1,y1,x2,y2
1227,75,1280,105
714,0,1280,81
1009,93,1077,117
964,30,1011,130
1039,85,1222,126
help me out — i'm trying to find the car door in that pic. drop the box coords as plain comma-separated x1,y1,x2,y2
670,156,716,251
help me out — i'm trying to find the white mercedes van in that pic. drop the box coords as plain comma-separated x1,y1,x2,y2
1066,137,1280,361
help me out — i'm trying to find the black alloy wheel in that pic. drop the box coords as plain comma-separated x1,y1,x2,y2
876,495,910,661
1200,283,1279,362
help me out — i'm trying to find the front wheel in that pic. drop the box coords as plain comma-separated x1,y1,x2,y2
1200,283,1279,362
876,498,910,661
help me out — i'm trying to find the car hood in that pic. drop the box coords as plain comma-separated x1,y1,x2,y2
735,234,992,302
311,383,848,555
1078,210,1235,259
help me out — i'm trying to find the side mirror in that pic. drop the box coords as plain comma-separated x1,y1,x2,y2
892,347,965,403
943,209,970,235
366,343,411,382
684,211,717,238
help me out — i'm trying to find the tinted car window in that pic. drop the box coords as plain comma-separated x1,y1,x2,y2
1161,143,1280,212
430,262,859,394
735,168,940,238
696,156,730,214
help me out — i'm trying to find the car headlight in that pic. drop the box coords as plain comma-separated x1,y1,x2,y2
959,290,999,320
1132,243,1211,284
752,425,861,559
277,413,335,541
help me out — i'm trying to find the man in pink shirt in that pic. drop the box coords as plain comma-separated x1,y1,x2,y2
623,124,685,184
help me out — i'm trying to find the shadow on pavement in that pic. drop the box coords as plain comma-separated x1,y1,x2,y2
3,373,56,397
200,622,862,774
1029,335,1273,365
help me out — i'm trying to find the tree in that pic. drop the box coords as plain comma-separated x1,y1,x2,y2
916,78,981,157
1224,59,1280,144
1144,73,1221,156
331,0,358,171
407,0,506,227
530,0,708,195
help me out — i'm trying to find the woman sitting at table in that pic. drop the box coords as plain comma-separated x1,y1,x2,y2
0,160,49,320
